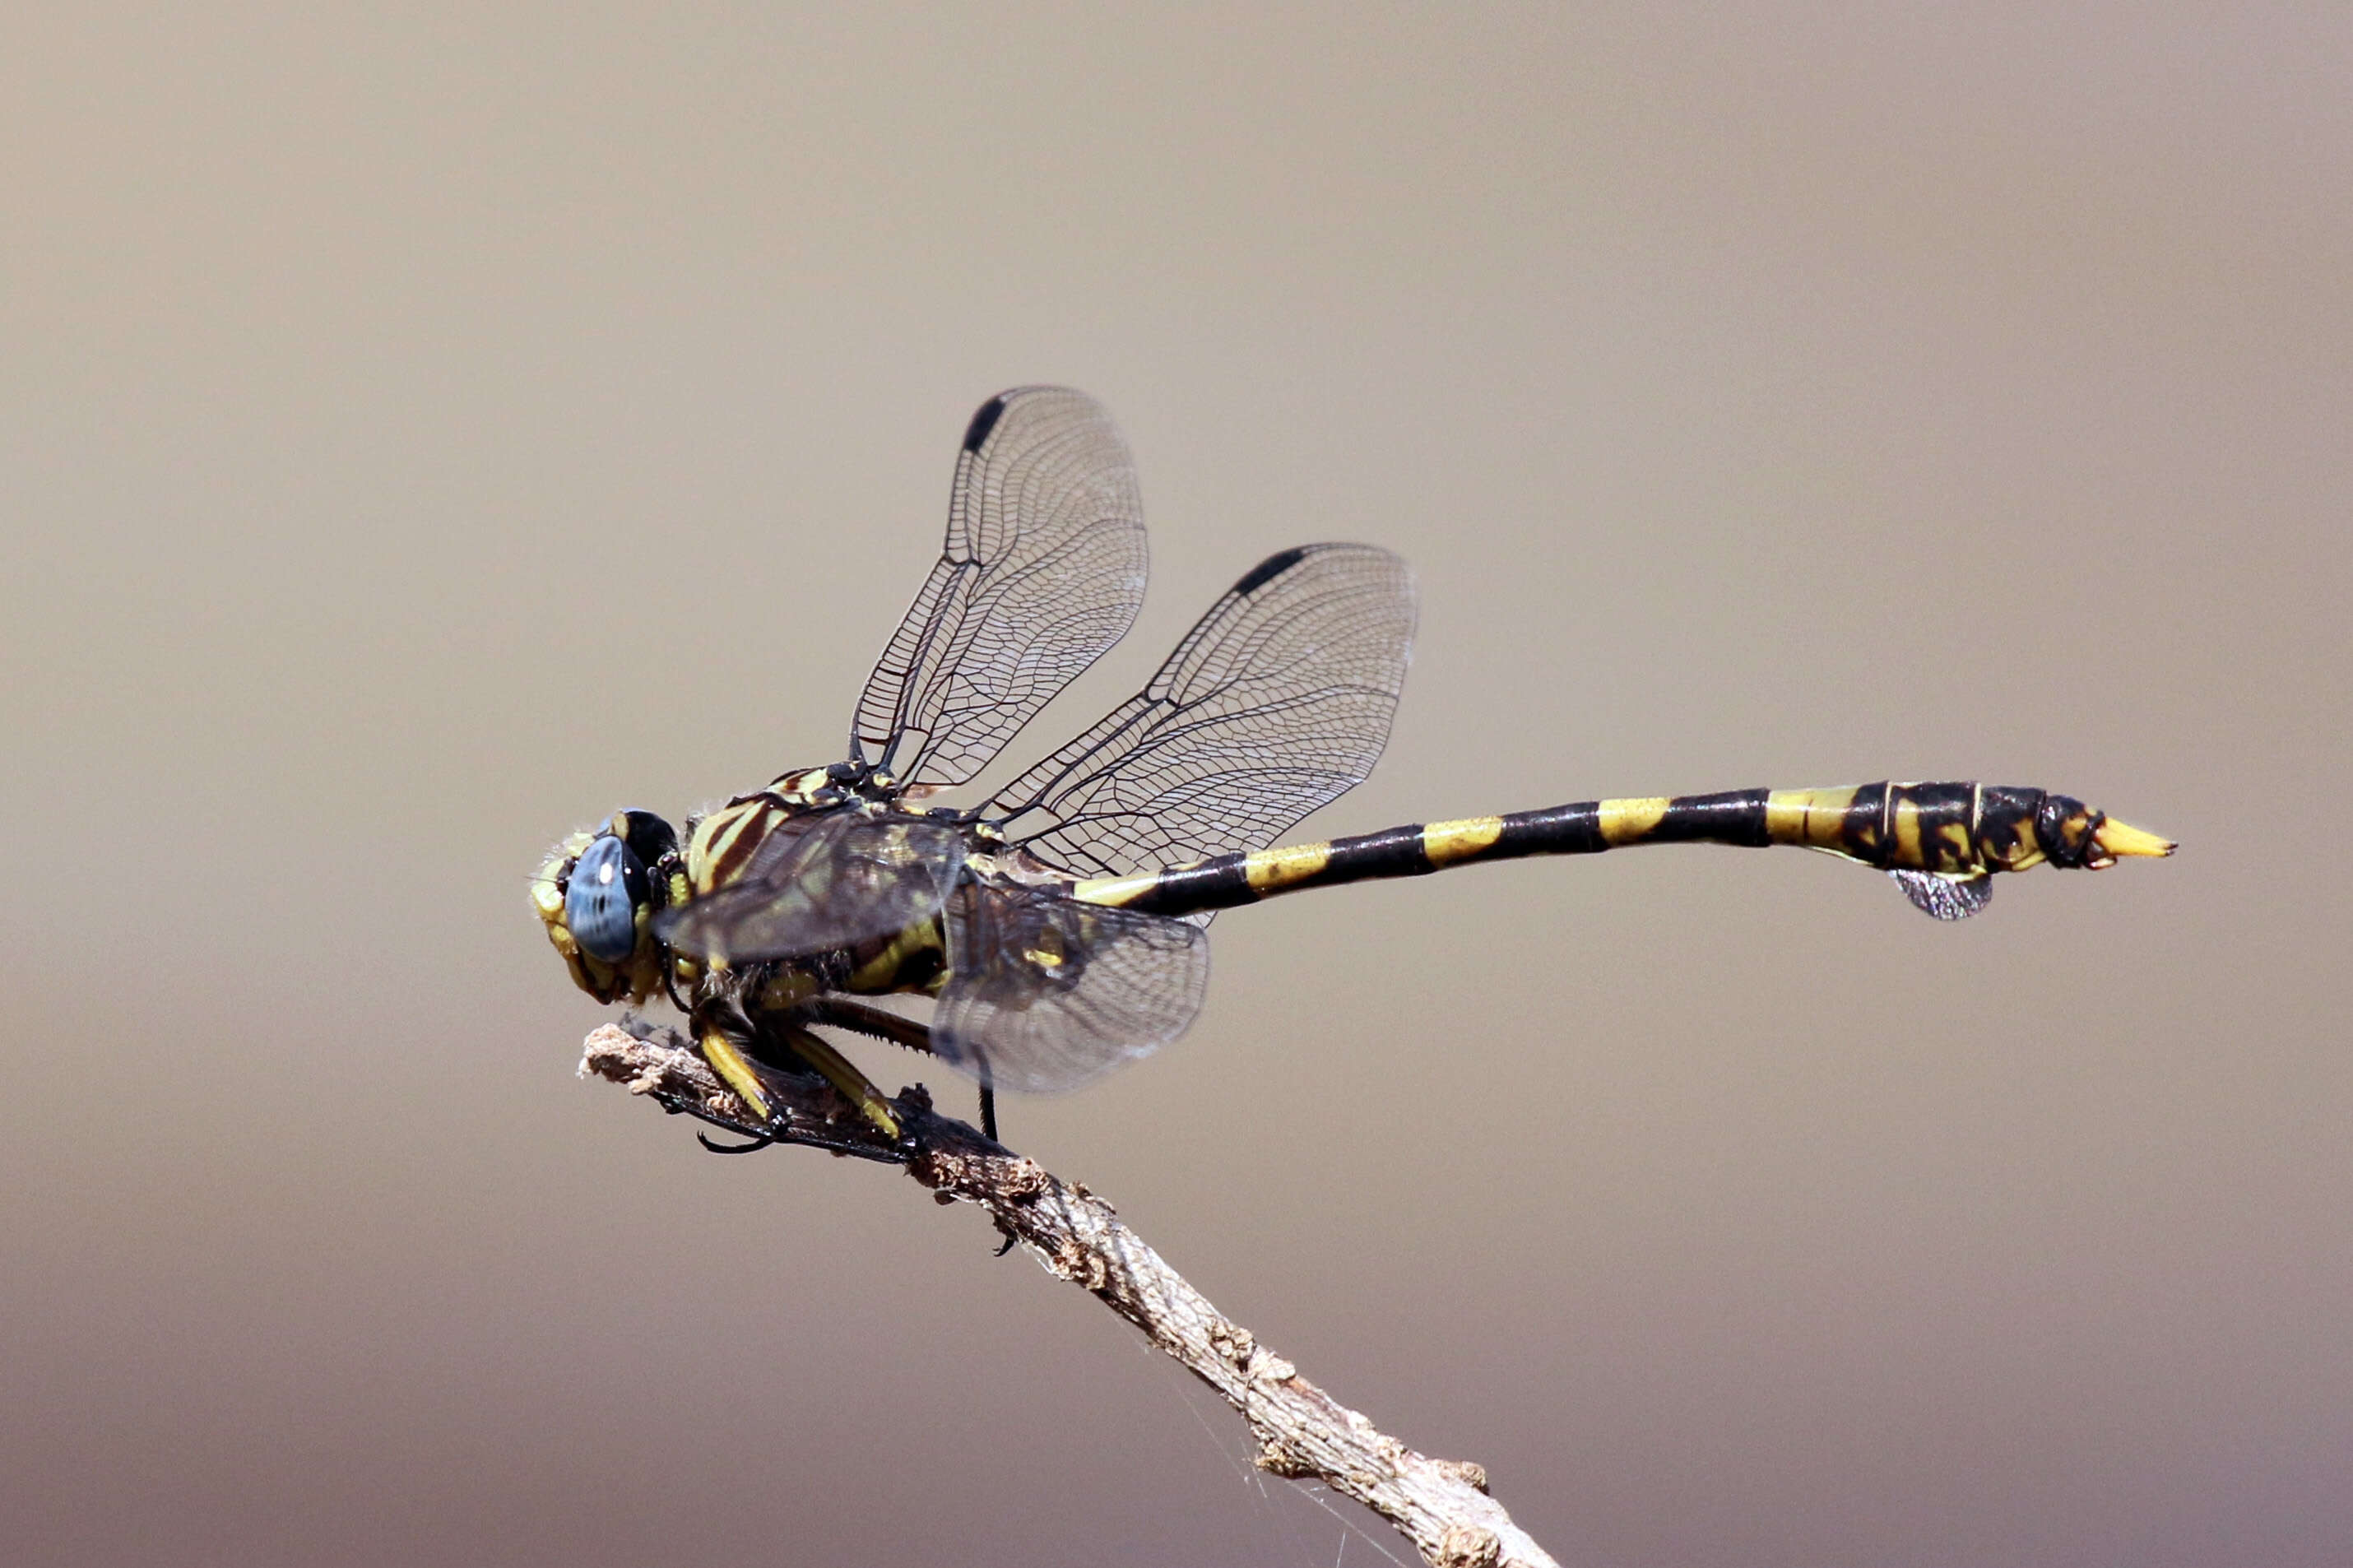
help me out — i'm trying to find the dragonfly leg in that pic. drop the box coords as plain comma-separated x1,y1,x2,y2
704,1013,904,1141
805,995,937,1055
696,1026,777,1125
806,995,1000,1141
776,1023,903,1140
697,1131,776,1155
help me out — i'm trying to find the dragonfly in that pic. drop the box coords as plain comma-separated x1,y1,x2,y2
534,387,2173,1144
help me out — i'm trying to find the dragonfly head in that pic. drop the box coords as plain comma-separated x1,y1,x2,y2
532,809,681,1004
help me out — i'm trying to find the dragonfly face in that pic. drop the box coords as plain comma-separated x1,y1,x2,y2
534,809,683,1006
535,385,2167,1144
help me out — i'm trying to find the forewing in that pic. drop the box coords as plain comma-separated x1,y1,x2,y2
852,387,1149,787
982,543,1415,878
931,882,1210,1094
655,814,968,963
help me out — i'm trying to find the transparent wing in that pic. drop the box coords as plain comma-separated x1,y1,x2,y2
1889,869,1993,920
852,387,1149,787
931,881,1211,1094
654,814,968,963
982,543,1415,879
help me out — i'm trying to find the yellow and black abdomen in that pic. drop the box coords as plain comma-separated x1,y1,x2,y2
1074,782,2173,921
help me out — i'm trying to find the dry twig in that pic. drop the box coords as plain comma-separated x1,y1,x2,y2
578,1023,1561,1568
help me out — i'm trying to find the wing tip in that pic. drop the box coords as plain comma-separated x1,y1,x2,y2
962,393,1010,452
1232,545,1310,596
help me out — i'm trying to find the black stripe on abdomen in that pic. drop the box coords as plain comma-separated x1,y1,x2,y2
1318,823,1437,881
1492,800,1605,857
1641,789,1773,847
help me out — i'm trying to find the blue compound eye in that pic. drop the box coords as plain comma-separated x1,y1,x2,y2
565,833,648,963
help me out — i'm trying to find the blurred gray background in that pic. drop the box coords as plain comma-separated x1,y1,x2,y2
5,6,2346,1566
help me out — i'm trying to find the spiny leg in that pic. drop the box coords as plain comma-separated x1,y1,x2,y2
806,995,936,1053
680,1094,901,1165
697,1026,779,1123
698,1019,903,1140
776,1023,903,1139
808,995,1000,1143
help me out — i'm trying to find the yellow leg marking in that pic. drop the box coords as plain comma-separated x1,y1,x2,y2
1244,841,1334,893
2094,818,2176,860
1766,786,1860,853
1597,796,1671,846
698,1032,774,1122
786,1028,901,1139
1422,815,1506,867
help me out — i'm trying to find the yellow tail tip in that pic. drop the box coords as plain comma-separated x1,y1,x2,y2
2095,818,2176,860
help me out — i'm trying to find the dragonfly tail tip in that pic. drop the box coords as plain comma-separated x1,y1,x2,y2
2093,817,2176,860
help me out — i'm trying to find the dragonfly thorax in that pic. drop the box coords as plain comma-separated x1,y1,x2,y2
685,791,838,899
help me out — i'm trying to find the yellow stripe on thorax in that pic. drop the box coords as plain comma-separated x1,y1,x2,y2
686,799,784,894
